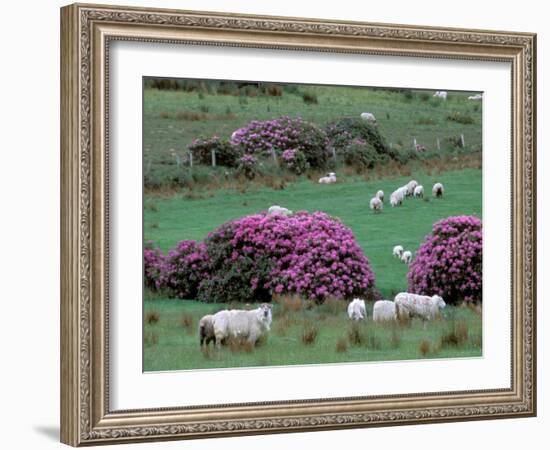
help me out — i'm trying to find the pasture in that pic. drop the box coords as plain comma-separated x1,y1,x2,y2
143,297,482,371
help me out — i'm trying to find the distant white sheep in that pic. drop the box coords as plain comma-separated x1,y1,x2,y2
468,94,483,100
433,91,448,100
319,172,337,184
369,197,383,213
413,185,424,198
393,245,404,258
376,190,384,202
347,298,367,321
401,250,412,264
432,182,444,198
406,180,418,197
360,112,376,122
390,187,406,207
212,304,273,348
394,293,446,322
268,205,292,216
372,300,398,322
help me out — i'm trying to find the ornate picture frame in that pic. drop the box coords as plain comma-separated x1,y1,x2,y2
60,3,536,446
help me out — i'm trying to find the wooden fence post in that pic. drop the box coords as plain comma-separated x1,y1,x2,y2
436,138,441,150
211,149,216,167
189,151,193,168
460,133,465,148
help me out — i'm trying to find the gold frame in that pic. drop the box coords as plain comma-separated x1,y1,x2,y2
60,2,537,446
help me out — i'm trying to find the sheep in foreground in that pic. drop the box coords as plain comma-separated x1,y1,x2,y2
376,190,384,202
268,205,293,216
319,172,337,184
432,182,444,198
372,300,398,322
369,197,383,213
405,180,418,197
433,91,448,100
360,112,376,122
394,293,446,322
347,298,367,321
212,304,273,348
401,250,413,264
198,314,216,347
393,245,404,258
390,188,405,207
414,185,424,198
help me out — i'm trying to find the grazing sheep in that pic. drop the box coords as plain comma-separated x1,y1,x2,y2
376,190,384,202
413,185,424,198
369,197,383,213
432,182,444,198
390,187,406,207
468,94,483,100
393,245,404,258
394,293,446,322
405,180,418,197
319,172,337,184
433,91,448,100
212,304,273,348
347,298,367,321
198,314,216,347
372,300,398,322
360,112,376,122
401,250,412,264
268,205,293,216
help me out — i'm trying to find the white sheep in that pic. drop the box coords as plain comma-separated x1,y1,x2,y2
432,182,444,198
468,94,482,100
372,300,398,322
405,180,418,197
319,172,337,184
198,314,216,347
401,250,412,264
376,190,384,202
394,293,446,322
393,245,404,258
369,197,383,213
360,112,376,122
347,298,367,321
268,205,293,216
212,304,272,348
413,185,424,198
433,91,448,100
390,187,406,207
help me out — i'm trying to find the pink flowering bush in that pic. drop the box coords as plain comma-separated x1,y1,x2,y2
230,116,331,169
197,212,375,304
407,215,482,304
156,240,210,299
144,243,164,290
237,154,258,179
281,148,309,174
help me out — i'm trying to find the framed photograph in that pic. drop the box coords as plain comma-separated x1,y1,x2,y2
60,3,536,446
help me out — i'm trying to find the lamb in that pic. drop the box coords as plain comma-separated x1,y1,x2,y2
401,250,412,264
372,300,398,322
393,245,404,258
347,298,367,321
432,182,444,198
198,314,216,347
394,292,446,322
413,185,424,198
433,91,448,100
405,180,418,197
369,197,383,213
468,94,482,100
319,172,337,184
390,187,406,207
268,205,293,216
376,190,384,202
360,112,376,122
212,304,273,348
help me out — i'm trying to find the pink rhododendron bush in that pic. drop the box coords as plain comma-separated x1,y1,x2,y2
407,215,482,304
145,212,376,303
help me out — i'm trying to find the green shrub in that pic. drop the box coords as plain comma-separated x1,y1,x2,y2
446,111,475,124
188,137,241,168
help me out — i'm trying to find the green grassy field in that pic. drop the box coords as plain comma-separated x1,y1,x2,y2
144,84,482,167
144,297,482,372
145,167,481,296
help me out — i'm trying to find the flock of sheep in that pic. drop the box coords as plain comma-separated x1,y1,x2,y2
198,293,446,350
369,179,444,212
